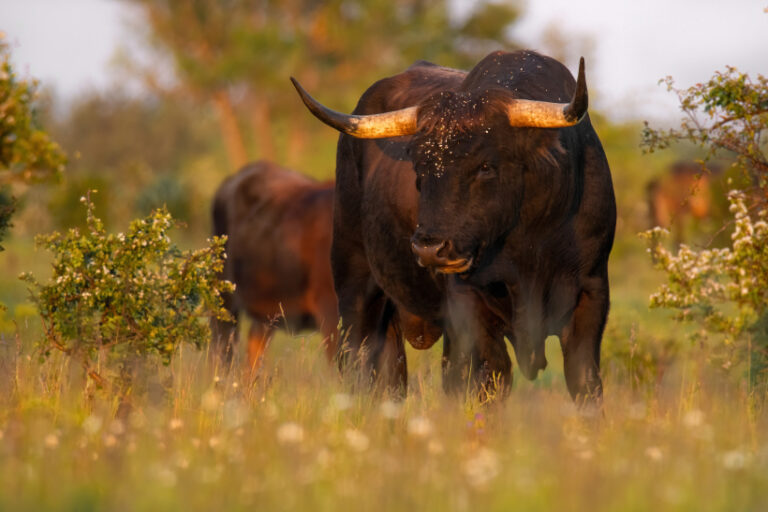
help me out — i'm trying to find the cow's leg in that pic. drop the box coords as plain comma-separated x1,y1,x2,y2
210,292,239,366
443,282,511,400
559,276,608,406
247,322,272,374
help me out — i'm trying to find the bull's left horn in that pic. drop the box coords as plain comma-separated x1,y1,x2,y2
505,57,588,128
290,77,419,138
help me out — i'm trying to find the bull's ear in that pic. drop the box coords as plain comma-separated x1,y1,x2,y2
503,57,588,128
291,77,420,138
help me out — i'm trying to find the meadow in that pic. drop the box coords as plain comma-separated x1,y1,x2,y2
0,225,766,511
1,6,766,507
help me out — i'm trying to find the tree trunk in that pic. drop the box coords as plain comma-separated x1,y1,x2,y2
286,112,307,168
212,90,248,169
251,97,276,161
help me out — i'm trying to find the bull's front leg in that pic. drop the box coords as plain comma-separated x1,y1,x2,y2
443,281,511,400
559,275,609,407
336,283,407,395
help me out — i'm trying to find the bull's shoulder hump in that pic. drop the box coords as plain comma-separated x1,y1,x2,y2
355,64,466,114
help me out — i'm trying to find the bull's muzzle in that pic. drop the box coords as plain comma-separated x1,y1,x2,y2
410,237,472,274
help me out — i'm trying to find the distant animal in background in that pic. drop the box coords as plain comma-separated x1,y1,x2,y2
210,160,337,371
646,161,719,243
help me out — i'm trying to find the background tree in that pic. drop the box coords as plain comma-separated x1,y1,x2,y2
121,0,522,170
0,34,66,249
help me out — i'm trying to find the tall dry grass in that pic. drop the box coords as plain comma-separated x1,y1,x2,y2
0,324,765,512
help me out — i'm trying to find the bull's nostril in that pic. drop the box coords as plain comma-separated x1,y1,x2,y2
436,239,450,257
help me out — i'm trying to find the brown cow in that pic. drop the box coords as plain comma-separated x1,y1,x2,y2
646,161,718,244
210,160,337,371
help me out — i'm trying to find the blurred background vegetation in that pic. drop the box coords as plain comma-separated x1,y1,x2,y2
1,3,767,510
0,0,759,389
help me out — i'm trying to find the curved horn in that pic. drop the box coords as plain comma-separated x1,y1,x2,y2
505,57,588,128
290,77,419,139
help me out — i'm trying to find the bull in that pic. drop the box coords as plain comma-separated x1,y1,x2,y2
210,160,337,371
292,50,616,404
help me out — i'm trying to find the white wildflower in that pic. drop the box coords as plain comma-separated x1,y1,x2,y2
427,439,444,455
645,446,663,461
722,449,748,470
344,429,370,452
330,393,353,411
82,415,103,435
380,400,401,419
44,433,59,449
201,390,222,412
682,409,705,428
154,465,177,487
223,399,248,429
463,447,500,489
407,416,433,438
276,422,305,445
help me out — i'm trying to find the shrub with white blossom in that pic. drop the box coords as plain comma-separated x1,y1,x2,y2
20,194,234,378
642,191,767,379
642,65,768,383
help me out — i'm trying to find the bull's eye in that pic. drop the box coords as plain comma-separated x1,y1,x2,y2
477,162,497,180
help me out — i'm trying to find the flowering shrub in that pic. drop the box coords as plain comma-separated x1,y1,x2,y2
642,191,768,379
642,66,768,384
20,195,234,373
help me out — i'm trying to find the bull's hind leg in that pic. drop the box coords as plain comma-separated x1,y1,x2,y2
559,276,609,406
443,282,511,400
367,300,407,395
247,322,272,375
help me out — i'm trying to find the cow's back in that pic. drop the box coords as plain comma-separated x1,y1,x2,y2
214,161,335,328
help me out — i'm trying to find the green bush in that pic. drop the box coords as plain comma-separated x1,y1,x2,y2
20,194,234,379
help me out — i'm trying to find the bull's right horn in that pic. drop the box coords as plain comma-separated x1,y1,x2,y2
290,77,419,139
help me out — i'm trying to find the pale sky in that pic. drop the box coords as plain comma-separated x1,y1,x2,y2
1,0,766,122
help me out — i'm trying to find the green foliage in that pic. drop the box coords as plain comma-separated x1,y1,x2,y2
0,37,66,185
0,34,66,249
642,67,768,190
123,0,522,168
20,194,234,372
641,66,768,384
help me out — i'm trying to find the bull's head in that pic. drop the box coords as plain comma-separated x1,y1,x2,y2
292,58,588,275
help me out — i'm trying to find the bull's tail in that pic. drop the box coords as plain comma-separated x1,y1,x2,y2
210,183,238,366
212,192,228,240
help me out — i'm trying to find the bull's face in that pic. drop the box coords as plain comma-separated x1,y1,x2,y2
408,93,522,275
290,57,588,275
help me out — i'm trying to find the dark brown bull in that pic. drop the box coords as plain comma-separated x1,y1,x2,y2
210,160,337,370
293,50,616,405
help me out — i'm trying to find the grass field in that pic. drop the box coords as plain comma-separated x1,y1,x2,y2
1,235,766,512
